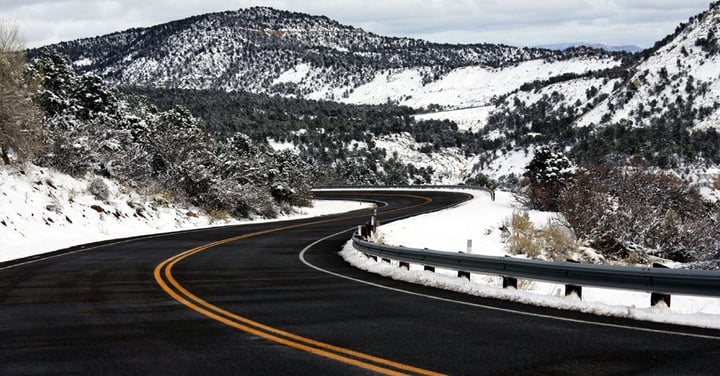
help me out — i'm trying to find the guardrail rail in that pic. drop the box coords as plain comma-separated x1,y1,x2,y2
351,235,720,307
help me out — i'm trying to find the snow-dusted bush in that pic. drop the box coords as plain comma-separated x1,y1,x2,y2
88,178,110,201
542,224,579,261
524,145,575,211
503,212,578,260
503,212,542,258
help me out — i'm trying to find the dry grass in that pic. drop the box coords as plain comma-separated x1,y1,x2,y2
205,207,230,222
542,223,578,260
504,213,579,260
504,212,542,258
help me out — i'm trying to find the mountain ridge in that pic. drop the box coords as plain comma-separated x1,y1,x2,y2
30,6,628,103
535,43,642,53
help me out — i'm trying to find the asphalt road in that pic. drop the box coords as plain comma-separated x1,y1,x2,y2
1,190,719,375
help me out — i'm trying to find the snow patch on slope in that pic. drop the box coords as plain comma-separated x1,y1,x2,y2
414,106,493,132
273,63,311,85
373,133,472,183
342,58,621,110
482,148,535,183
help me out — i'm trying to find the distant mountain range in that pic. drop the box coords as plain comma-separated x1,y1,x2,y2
535,43,643,53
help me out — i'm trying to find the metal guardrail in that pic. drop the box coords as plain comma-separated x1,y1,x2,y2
352,235,720,297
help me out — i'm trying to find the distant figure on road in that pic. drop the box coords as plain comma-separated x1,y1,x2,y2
486,183,496,201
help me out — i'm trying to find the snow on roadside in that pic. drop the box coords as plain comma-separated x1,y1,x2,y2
340,188,720,329
377,189,547,257
0,164,372,263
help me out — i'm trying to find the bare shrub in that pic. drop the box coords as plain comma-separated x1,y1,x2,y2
0,22,43,164
504,212,542,258
542,223,578,260
204,207,230,222
558,164,719,262
713,176,720,191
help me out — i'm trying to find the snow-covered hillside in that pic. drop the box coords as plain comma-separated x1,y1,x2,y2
371,133,469,183
36,7,626,105
413,106,493,133
577,5,720,129
31,2,720,190
342,3,720,145
340,57,620,109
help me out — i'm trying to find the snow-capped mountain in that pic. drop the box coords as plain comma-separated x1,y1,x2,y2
32,7,626,106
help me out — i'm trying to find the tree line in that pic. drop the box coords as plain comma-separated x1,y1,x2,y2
2,42,316,218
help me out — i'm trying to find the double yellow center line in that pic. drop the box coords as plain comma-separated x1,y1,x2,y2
154,194,444,375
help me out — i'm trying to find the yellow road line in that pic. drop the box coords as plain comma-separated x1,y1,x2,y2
154,193,444,376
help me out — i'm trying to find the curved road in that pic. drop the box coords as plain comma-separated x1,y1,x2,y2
1,190,719,375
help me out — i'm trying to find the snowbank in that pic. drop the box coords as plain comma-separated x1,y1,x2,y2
0,164,372,263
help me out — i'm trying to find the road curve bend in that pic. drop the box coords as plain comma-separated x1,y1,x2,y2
1,190,719,375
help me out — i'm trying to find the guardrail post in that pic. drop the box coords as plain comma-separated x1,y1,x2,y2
365,254,377,261
564,259,583,299
565,285,582,299
651,293,671,307
458,248,471,280
502,277,518,289
650,263,671,307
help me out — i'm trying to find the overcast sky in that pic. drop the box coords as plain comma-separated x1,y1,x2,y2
1,0,713,49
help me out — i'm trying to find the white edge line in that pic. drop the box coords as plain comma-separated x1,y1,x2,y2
0,196,379,271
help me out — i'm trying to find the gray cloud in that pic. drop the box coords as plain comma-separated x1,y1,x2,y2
0,0,712,48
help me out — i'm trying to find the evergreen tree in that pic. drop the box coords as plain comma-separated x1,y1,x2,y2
524,145,575,211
